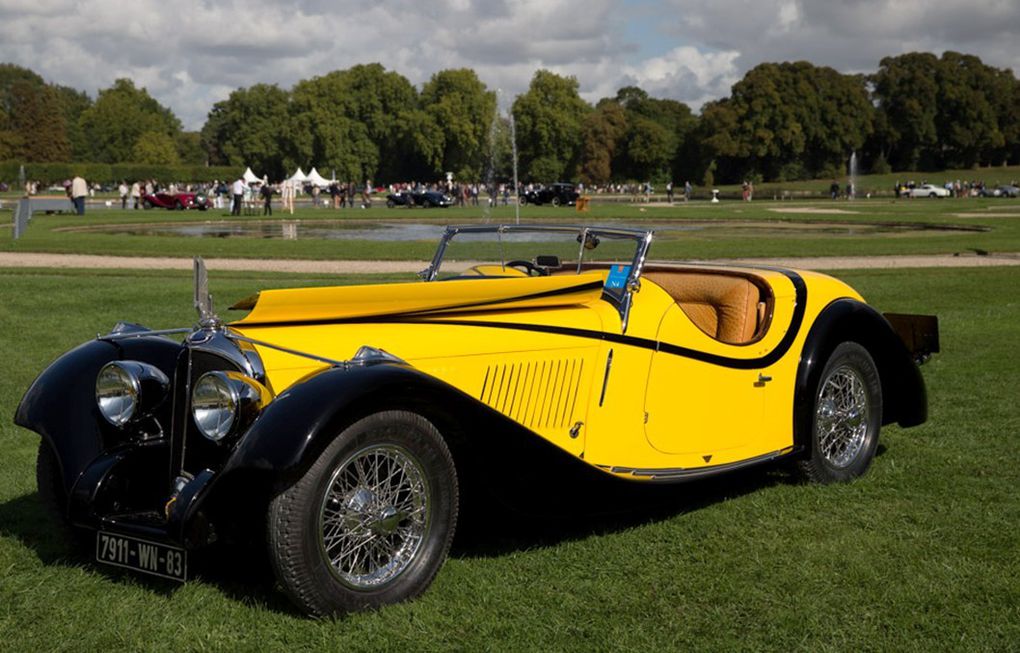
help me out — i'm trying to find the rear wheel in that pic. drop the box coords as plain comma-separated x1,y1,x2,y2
797,342,882,483
268,411,458,616
142,199,153,209
551,196,561,207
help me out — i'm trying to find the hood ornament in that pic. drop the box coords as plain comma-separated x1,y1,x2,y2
193,256,221,329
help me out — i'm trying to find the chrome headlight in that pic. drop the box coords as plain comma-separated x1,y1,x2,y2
191,371,270,442
96,361,170,427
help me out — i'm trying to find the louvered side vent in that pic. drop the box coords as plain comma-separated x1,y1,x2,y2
479,359,585,430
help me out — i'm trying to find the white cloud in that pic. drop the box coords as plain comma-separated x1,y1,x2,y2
1,0,1018,130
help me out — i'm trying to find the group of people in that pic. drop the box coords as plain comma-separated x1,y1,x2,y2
894,179,1005,198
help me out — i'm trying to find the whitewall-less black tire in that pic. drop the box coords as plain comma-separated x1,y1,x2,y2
267,410,458,616
798,342,882,483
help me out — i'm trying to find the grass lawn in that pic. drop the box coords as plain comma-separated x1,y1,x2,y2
2,196,1020,262
0,266,1017,650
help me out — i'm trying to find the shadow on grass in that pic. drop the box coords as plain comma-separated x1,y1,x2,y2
1,447,861,614
0,491,301,615
451,464,797,559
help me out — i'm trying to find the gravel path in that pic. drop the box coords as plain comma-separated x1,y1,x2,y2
2,251,1019,273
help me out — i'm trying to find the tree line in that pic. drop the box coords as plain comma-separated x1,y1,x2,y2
1,52,1018,186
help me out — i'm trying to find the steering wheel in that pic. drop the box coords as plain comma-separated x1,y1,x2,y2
505,259,548,276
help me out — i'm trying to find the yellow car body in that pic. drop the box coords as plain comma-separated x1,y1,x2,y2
16,224,937,615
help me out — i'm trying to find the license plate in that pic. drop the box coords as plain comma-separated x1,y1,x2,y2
95,532,187,581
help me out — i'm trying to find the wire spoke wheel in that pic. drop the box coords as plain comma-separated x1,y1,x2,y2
319,444,430,590
798,341,882,483
268,410,457,616
815,365,869,468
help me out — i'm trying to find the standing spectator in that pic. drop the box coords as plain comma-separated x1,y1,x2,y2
666,181,674,204
231,177,245,216
830,180,840,200
281,179,295,214
260,183,274,216
311,184,320,208
361,180,372,208
70,174,87,215
130,180,141,209
684,180,692,202
118,181,129,209
329,182,341,209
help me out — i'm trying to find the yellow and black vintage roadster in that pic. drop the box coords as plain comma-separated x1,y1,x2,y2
16,224,938,616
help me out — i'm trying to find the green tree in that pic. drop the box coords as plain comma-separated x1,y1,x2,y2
420,68,497,180
133,130,180,165
512,70,591,182
201,83,290,178
287,65,420,182
174,131,206,165
935,52,1005,168
5,81,71,162
579,100,628,184
871,53,941,170
612,86,696,182
78,79,181,163
52,84,92,161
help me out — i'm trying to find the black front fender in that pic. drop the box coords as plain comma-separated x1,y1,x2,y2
15,336,182,495
213,363,481,493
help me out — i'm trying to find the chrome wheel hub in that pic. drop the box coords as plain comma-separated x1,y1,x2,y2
816,365,870,468
319,444,429,590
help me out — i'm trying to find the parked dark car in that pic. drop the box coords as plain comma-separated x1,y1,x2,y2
142,191,209,211
386,190,454,208
990,184,1019,198
520,183,579,207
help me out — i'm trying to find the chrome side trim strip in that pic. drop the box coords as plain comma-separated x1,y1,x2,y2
601,446,799,482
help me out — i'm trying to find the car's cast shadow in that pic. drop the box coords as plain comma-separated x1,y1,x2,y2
0,443,885,615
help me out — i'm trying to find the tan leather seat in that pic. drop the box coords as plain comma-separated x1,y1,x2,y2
644,271,763,344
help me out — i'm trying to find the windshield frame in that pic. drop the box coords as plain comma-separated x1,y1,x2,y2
419,224,655,331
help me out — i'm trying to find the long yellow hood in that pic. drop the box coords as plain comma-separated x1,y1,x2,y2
230,271,609,326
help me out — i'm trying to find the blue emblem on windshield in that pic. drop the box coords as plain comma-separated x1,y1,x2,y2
605,264,631,289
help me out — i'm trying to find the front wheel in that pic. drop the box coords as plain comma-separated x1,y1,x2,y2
797,342,882,483
268,411,458,616
551,196,561,207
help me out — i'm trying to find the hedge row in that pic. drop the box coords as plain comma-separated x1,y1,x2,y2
0,161,243,186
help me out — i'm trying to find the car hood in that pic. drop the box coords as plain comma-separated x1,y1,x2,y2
229,271,609,326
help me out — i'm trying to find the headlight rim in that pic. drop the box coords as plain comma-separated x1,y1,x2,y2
191,370,271,443
96,361,141,427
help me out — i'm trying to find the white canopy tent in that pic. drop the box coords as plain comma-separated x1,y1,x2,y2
288,167,308,182
242,167,261,184
305,167,332,188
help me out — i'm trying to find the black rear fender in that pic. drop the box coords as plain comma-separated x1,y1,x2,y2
794,299,929,450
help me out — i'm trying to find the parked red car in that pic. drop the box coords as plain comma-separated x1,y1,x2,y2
142,191,209,210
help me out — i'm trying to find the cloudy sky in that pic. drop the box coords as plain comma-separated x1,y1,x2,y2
2,0,1018,130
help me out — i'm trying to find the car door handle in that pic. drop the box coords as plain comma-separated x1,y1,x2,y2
755,374,772,387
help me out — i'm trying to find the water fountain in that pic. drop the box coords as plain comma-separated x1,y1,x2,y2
510,111,520,225
483,90,521,224
848,151,857,200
